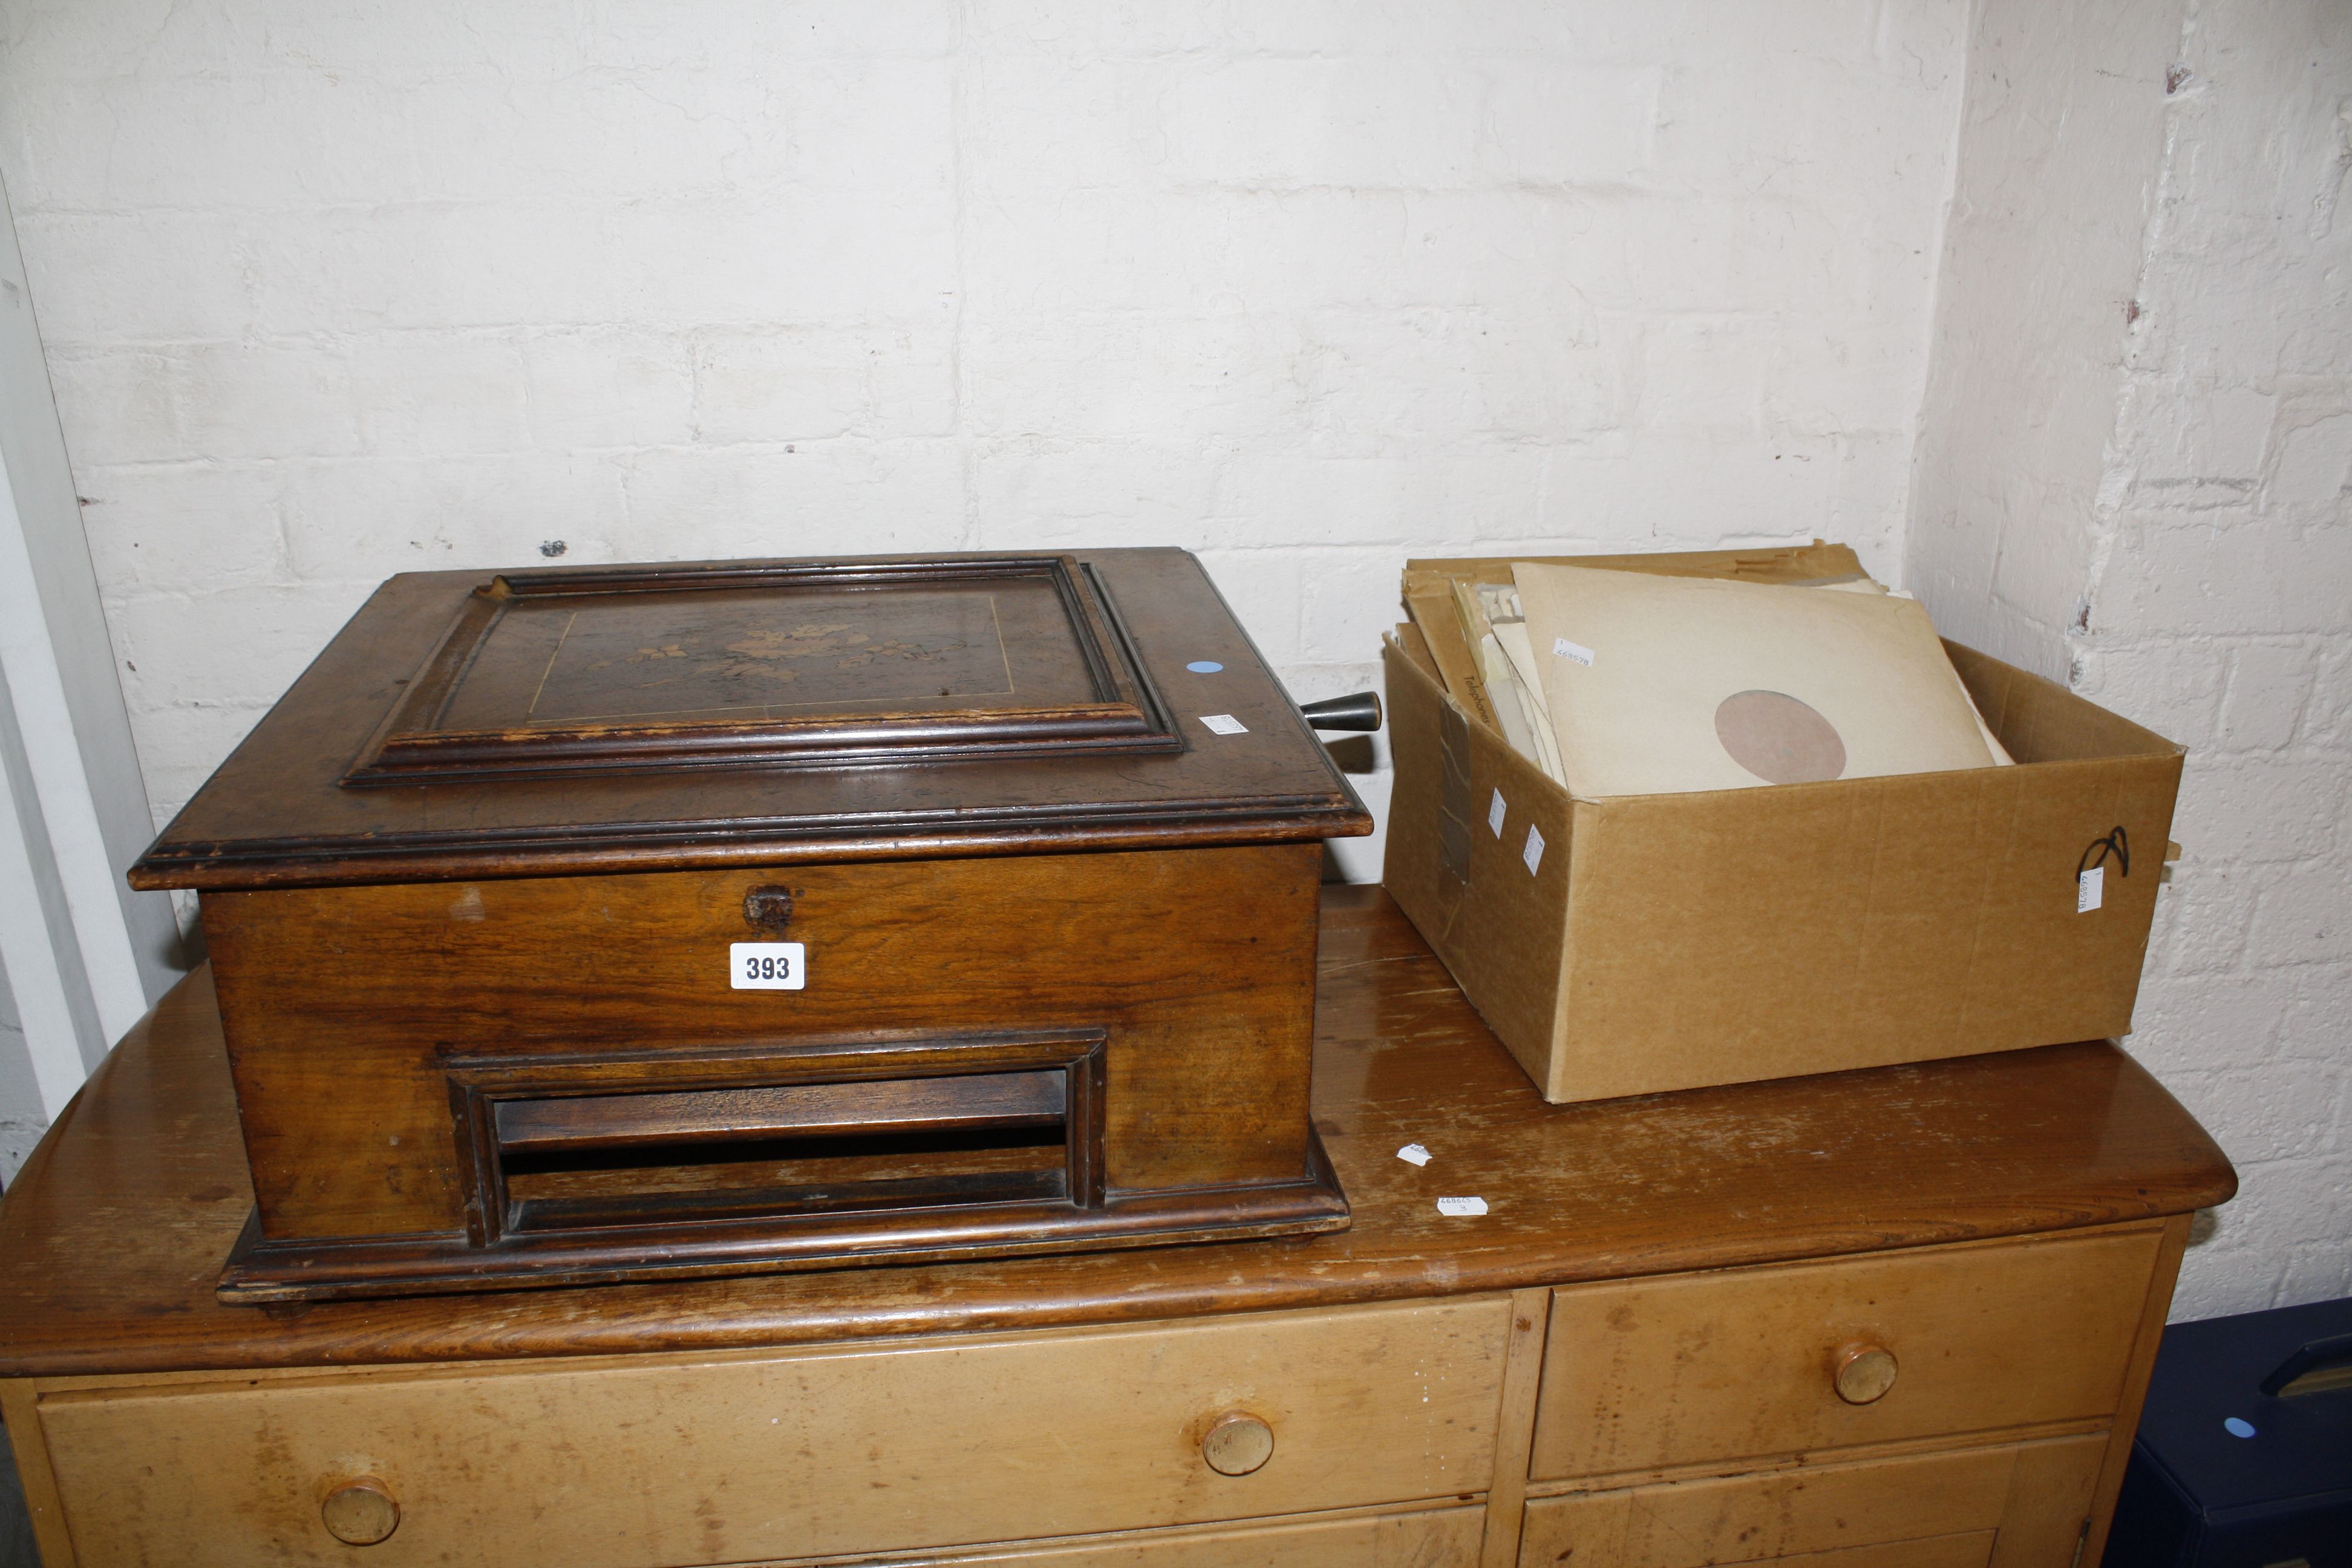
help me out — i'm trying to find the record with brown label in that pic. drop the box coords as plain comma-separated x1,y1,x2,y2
1512,563,1996,798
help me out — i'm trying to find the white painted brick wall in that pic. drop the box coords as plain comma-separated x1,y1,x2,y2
2112,0,2352,1319
0,0,1972,891
1912,0,2352,1319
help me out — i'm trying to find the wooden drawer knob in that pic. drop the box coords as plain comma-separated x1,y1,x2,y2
1200,1412,1275,1476
1835,1345,1899,1405
321,1477,400,1546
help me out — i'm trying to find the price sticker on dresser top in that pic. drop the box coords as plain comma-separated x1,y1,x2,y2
730,942,806,990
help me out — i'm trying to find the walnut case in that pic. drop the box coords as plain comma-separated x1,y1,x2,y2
130,549,1369,1302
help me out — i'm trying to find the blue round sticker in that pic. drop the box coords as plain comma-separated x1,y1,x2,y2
2223,1416,2256,1439
1186,661,1224,674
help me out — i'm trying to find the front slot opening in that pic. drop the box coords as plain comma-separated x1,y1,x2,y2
491,1069,1071,1233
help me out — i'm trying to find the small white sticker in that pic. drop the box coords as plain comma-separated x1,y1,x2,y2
1397,1143,1431,1167
2078,866,2104,913
730,941,806,990
1551,637,1595,666
1487,789,1507,837
1436,1196,1489,1217
1523,824,1545,875
1198,713,1248,736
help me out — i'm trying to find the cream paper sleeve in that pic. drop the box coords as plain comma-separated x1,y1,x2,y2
1512,563,1997,798
1812,577,2011,763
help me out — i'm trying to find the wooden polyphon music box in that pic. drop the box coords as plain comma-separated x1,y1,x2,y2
129,549,1376,1302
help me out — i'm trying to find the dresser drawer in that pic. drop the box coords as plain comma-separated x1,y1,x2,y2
35,1298,1511,1568
1517,1434,2106,1568
1530,1229,2161,1480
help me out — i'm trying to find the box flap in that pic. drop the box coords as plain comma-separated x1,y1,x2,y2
1948,641,2183,763
1400,579,1499,732
1406,541,1867,587
1394,622,1442,685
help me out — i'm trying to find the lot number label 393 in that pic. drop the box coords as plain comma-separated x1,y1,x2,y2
730,941,806,990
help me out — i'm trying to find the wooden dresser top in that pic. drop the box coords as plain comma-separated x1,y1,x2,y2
0,888,2233,1378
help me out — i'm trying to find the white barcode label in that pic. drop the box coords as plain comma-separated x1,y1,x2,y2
1552,637,1595,666
1523,824,1546,875
1488,789,1507,837
1397,1143,1431,1166
730,942,806,990
1436,1196,1488,1217
2078,866,2104,913
1198,713,1248,736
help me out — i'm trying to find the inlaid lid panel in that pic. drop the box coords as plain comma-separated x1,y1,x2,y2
448,586,1039,727
346,557,1173,782
132,549,1369,889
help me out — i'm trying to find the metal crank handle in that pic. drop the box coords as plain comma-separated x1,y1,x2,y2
1299,691,1382,732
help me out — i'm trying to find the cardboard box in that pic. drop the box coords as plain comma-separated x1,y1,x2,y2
1381,546,2185,1105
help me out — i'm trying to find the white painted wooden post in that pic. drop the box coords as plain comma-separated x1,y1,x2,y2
0,676,112,1117
0,170,182,1122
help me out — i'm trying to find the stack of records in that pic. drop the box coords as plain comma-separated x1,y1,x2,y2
1401,555,2010,799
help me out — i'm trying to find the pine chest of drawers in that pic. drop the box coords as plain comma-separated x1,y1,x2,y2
0,889,2234,1568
